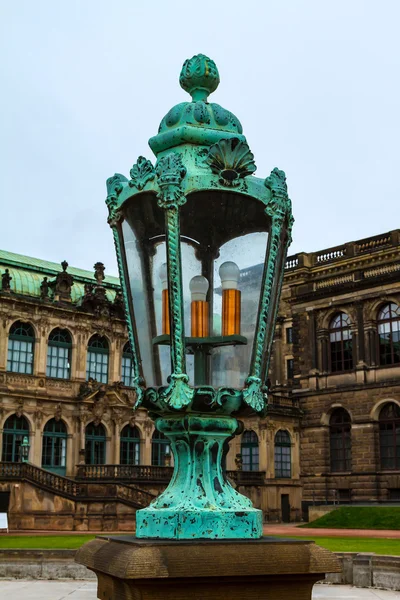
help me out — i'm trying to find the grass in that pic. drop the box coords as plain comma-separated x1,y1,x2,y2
0,533,398,555
0,535,96,549
276,535,400,556
301,507,400,530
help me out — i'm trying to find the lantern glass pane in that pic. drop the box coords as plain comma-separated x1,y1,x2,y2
122,194,165,387
211,231,268,389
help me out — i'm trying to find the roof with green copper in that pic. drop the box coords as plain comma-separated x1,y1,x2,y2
0,249,120,303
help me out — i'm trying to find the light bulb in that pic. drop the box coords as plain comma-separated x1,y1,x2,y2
158,263,168,290
219,261,240,290
189,275,209,302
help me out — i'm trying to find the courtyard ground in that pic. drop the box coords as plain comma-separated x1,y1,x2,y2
0,581,397,599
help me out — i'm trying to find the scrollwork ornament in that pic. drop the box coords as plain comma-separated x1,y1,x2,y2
265,168,293,223
242,376,267,414
155,153,187,208
106,173,127,227
159,373,194,410
129,156,155,190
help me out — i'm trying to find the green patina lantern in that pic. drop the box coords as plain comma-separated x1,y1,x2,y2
106,54,293,540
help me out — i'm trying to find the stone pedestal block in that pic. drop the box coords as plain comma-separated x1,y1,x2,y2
75,536,340,600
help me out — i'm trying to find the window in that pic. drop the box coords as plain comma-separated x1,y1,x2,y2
120,424,140,465
151,430,170,466
286,327,293,344
274,430,291,478
378,303,400,366
7,321,35,374
121,342,134,387
42,419,67,475
86,335,109,383
85,423,106,464
46,329,72,379
329,313,353,372
379,403,400,470
330,408,352,472
2,415,29,462
286,358,294,380
241,430,259,471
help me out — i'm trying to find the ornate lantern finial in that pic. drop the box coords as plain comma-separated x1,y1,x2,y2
179,54,220,102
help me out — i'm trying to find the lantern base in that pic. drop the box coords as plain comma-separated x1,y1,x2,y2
136,507,262,539
75,536,341,600
135,414,262,539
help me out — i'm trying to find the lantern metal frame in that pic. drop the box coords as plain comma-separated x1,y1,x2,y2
106,55,293,539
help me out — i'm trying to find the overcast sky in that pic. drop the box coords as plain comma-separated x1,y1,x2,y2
1,1,399,277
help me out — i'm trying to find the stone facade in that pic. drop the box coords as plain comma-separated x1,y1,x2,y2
274,229,400,515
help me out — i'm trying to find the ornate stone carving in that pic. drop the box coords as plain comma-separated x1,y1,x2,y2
129,156,155,190
50,261,74,303
206,138,256,186
94,262,105,285
54,403,62,422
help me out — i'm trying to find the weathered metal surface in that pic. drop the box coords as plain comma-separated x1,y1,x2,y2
136,415,262,539
105,53,294,538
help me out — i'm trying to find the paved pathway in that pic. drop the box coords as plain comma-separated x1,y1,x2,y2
0,582,398,599
262,524,400,539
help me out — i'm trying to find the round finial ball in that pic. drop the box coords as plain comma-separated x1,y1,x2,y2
179,54,220,102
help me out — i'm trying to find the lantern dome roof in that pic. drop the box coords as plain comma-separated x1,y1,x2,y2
149,54,245,155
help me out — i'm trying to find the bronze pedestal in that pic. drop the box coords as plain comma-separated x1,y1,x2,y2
76,536,340,600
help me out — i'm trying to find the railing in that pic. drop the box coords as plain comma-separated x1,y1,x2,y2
283,230,400,272
75,464,173,483
269,394,300,409
315,246,346,263
227,470,265,485
0,462,153,508
285,255,299,270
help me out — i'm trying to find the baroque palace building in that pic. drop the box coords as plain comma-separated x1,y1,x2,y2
0,228,399,529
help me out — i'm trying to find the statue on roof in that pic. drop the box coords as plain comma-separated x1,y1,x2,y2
40,276,49,299
1,269,12,291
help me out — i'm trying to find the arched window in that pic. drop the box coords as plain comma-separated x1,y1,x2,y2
274,430,291,478
85,423,106,464
46,329,72,379
378,303,400,366
379,403,400,470
2,414,29,462
7,321,35,374
329,313,353,372
86,335,109,383
121,342,134,387
330,408,352,472
151,430,170,466
120,424,140,465
42,419,67,475
241,430,259,471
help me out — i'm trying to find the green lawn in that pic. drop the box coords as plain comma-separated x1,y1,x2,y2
0,535,96,549
301,507,400,530
0,534,398,555
276,535,400,555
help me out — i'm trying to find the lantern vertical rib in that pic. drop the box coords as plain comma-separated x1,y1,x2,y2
110,219,144,404
155,152,194,409
164,207,186,375
261,219,292,382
